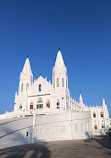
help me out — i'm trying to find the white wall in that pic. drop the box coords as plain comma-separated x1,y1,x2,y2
0,111,92,149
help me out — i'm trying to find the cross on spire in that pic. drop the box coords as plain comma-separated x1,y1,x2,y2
26,54,29,58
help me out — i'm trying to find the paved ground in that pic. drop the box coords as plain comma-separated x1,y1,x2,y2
0,136,111,158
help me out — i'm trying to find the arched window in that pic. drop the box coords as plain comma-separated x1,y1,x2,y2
57,100,60,109
21,83,23,92
37,98,43,108
31,76,33,85
39,84,41,92
19,104,22,110
100,112,104,117
26,83,29,92
30,102,33,109
46,100,50,108
62,78,64,87
94,125,97,130
26,131,29,137
93,112,96,118
57,78,59,87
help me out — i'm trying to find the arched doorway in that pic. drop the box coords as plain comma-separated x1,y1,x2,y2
37,98,43,109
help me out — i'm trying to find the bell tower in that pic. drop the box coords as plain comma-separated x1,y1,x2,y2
18,58,33,94
52,50,68,90
52,50,70,110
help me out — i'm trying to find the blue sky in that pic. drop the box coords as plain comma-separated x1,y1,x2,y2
0,0,111,116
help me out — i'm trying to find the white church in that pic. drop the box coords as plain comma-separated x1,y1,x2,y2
0,51,110,149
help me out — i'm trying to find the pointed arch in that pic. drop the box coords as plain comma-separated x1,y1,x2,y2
100,112,104,117
37,98,43,108
46,100,50,108
26,83,29,92
21,83,23,92
39,84,41,91
30,101,33,109
62,78,64,87
93,112,96,118
94,124,97,130
102,124,104,129
57,99,60,109
19,104,22,110
57,78,59,87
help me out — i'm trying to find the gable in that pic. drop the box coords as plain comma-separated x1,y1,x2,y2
28,76,53,95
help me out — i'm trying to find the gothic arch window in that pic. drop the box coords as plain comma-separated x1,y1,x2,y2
30,101,33,109
46,100,50,108
26,131,29,137
37,98,43,108
39,84,41,92
57,78,59,87
94,124,97,130
57,100,60,109
93,112,96,118
19,104,22,110
21,83,23,92
26,83,29,92
100,112,104,117
31,76,33,85
62,78,64,87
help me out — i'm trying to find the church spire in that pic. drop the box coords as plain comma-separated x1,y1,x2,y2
52,50,68,90
22,58,32,74
19,58,33,94
53,50,67,73
55,50,65,68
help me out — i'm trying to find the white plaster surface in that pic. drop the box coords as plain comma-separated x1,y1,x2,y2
0,50,110,149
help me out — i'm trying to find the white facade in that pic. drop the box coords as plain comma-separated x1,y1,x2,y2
0,50,110,149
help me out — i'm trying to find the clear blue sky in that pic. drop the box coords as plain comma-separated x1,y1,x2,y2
0,0,111,116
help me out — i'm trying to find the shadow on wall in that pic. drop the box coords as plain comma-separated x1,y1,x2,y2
0,125,51,158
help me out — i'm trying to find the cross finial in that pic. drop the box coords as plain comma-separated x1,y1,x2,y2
58,48,61,51
27,55,29,58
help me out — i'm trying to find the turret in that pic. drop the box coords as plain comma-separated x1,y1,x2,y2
52,50,68,90
18,58,33,94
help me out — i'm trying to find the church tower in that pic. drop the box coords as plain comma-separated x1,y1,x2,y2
14,58,33,111
18,58,33,94
52,50,68,90
52,51,70,110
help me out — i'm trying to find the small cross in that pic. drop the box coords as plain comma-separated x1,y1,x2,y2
27,55,29,58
